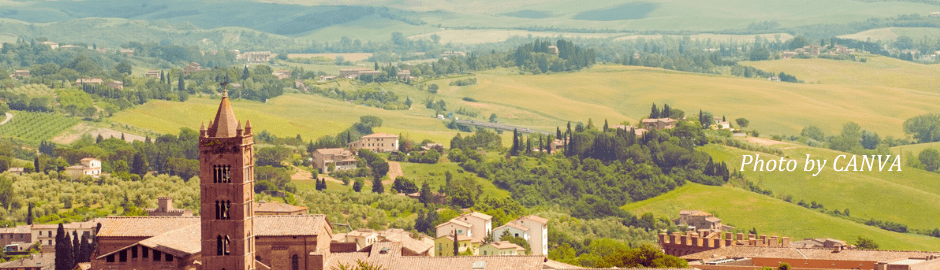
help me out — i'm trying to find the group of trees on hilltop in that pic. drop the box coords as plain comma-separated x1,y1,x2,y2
512,39,596,74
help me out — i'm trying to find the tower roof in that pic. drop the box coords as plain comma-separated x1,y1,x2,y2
209,90,239,138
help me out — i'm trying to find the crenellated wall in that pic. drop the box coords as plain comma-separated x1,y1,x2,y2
659,230,790,257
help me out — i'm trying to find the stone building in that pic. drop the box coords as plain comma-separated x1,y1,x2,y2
64,158,101,179
641,118,677,130
311,148,356,173
494,215,549,256
674,210,731,232
146,197,193,217
348,133,399,153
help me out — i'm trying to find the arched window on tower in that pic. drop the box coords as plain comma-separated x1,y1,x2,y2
225,200,231,219
216,235,223,255
224,235,231,255
291,255,299,270
215,201,221,219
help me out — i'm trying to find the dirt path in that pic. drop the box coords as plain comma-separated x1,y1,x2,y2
385,161,403,184
0,113,11,125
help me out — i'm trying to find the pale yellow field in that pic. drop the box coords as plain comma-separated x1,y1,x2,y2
742,55,940,94
839,27,940,42
615,33,794,43
408,29,626,44
287,53,373,62
448,65,940,137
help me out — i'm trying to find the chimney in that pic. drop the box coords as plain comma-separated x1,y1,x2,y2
782,237,790,247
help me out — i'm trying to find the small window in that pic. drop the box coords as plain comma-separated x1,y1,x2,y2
119,250,127,262
48,240,51,245
131,246,138,258
153,250,162,261
165,253,173,262
106,254,115,263
142,246,149,258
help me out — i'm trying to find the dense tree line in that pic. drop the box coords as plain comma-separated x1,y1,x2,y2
511,39,596,73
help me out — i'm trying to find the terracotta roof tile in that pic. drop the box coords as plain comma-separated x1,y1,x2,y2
361,133,398,139
519,215,548,225
496,222,529,232
459,211,492,221
436,219,471,228
254,201,308,214
253,214,330,236
138,224,201,257
209,93,239,138
485,241,525,251
682,246,940,261
326,254,546,270
96,215,329,238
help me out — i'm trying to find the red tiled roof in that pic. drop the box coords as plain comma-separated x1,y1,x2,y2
325,254,546,270
361,133,398,139
255,201,308,214
96,215,329,238
209,91,239,138
682,246,940,261
519,215,548,225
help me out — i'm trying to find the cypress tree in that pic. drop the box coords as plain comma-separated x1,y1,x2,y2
510,129,519,156
650,103,659,118
419,181,432,205
525,136,532,154
72,231,80,265
556,127,562,139
603,119,609,132
159,71,164,82
453,229,459,256
26,203,33,225
178,74,185,92
242,66,250,80
662,104,671,118
372,175,384,194
55,223,67,270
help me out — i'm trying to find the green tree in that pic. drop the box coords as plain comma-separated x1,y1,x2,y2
919,148,940,172
801,125,825,141
372,174,384,194
392,176,418,193
453,229,459,256
419,181,432,205
428,84,439,94
178,74,185,92
778,262,791,270
736,118,749,128
242,66,250,80
855,236,879,250
131,152,148,177
353,178,364,192
904,113,940,143
115,62,132,75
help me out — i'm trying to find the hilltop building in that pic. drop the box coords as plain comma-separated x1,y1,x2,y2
312,148,357,173
493,215,549,255
348,133,399,153
674,210,732,232
641,118,677,130
64,158,101,179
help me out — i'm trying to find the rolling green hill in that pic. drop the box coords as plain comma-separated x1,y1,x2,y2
839,27,940,42
700,141,940,233
623,183,940,251
742,55,940,94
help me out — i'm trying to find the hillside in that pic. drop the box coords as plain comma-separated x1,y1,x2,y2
700,142,940,233
447,65,940,137
839,27,940,42
623,183,940,251
742,56,940,94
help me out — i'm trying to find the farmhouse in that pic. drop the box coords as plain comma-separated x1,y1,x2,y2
75,78,104,85
0,225,32,251
144,70,160,78
239,51,272,63
106,80,123,90
641,118,677,130
119,48,135,56
273,70,292,80
12,70,29,77
448,212,492,243
41,41,59,50
64,158,101,178
31,221,96,250
674,210,732,232
6,167,24,175
348,133,399,153
182,62,206,75
0,253,53,270
312,148,357,173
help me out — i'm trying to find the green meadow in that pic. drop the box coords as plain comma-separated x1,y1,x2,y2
623,183,940,251
701,143,940,232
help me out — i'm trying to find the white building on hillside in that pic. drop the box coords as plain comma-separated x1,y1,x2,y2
494,215,549,255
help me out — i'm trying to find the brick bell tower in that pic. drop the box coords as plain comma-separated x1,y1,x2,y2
199,91,256,270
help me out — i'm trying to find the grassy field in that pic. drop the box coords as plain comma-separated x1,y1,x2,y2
108,93,480,147
0,112,81,142
623,183,940,251
443,65,940,137
408,30,626,44
839,27,940,42
742,55,940,94
891,142,940,156
615,33,794,43
700,142,940,232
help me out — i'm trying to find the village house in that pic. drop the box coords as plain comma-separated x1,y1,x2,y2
674,210,732,232
547,46,559,54
147,197,194,217
144,70,160,78
436,220,473,239
105,81,123,90
64,158,101,179
239,51,272,63
12,70,29,78
41,41,58,50
273,70,291,80
348,133,400,153
451,212,492,243
182,62,206,75
493,222,529,242
494,215,549,256
433,234,481,256
253,200,309,215
75,78,104,85
312,148,357,173
0,225,32,251
480,241,526,256
6,167,24,176
396,69,412,80
31,221,97,251
332,228,434,256
641,118,677,131
0,253,53,270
